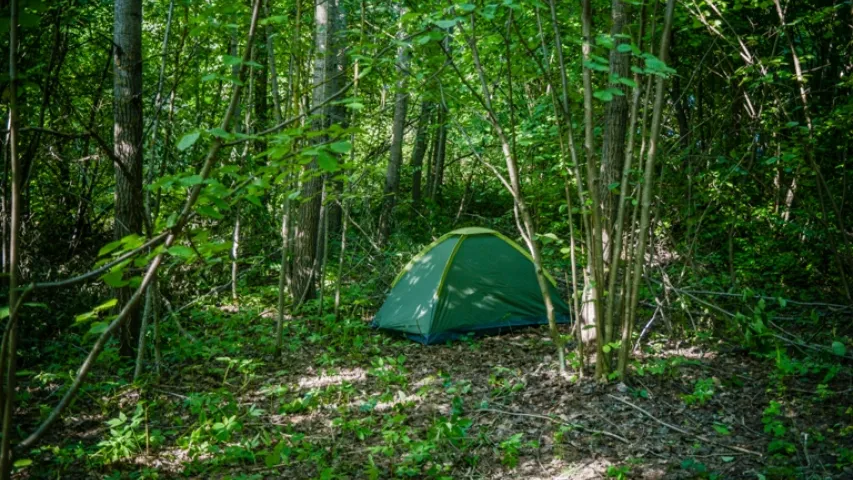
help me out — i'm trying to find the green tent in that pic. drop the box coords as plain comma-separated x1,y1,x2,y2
372,227,571,344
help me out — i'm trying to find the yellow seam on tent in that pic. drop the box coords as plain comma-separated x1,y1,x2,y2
391,229,558,288
490,232,559,286
434,235,466,302
390,232,455,288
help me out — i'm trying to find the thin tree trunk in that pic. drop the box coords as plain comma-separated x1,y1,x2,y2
624,0,677,378
0,1,21,474
264,0,283,124
600,0,631,296
275,185,292,358
318,182,330,315
114,0,145,359
547,0,596,350
458,15,566,373
431,107,448,202
411,102,432,208
334,198,349,320
231,211,241,302
610,2,648,377
378,7,410,246
133,286,153,381
581,0,609,379
145,0,175,229
292,0,336,300
326,0,348,235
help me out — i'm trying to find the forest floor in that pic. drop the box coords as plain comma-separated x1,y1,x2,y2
18,294,853,479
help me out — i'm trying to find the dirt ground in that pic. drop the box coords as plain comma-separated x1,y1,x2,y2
18,312,853,479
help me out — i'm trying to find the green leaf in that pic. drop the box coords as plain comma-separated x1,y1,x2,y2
329,141,352,154
617,43,634,53
98,240,124,257
179,175,205,186
101,270,129,288
177,131,200,151
615,76,637,88
593,90,614,102
317,152,339,172
223,55,242,66
583,60,609,73
713,424,731,436
246,195,263,207
595,35,614,49
434,19,458,29
831,341,846,357
198,205,224,220
12,459,32,468
168,246,195,259
459,3,476,12
721,456,735,463
94,299,118,313
209,128,233,139
88,322,109,335
0,306,8,320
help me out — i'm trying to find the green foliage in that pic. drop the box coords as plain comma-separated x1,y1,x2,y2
605,464,631,479
681,378,716,406
95,402,163,464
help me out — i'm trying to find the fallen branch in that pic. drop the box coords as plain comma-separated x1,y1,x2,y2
480,407,630,444
606,394,762,457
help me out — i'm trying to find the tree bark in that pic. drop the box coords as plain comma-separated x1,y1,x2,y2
411,102,432,208
581,0,609,378
378,7,410,246
0,1,21,475
430,107,448,202
292,0,337,300
623,0,677,376
113,0,145,358
600,0,630,271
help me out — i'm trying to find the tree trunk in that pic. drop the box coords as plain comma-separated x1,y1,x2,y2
378,8,410,246
581,0,609,378
600,0,630,346
292,0,336,300
326,0,348,235
0,1,21,475
113,0,145,358
622,0,677,376
430,107,448,202
411,102,432,208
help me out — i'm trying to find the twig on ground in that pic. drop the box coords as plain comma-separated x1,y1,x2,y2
480,408,630,444
606,394,762,456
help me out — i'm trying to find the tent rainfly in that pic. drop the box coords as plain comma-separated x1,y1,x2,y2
372,227,571,344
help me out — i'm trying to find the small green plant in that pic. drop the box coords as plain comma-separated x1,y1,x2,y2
680,458,721,479
488,366,525,398
498,433,524,468
762,401,796,455
682,378,715,406
606,464,631,479
95,402,163,464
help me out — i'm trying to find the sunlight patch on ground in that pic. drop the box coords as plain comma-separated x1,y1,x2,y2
552,458,614,479
297,367,367,389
